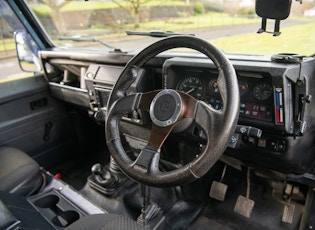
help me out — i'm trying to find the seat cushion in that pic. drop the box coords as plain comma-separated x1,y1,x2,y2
0,147,42,195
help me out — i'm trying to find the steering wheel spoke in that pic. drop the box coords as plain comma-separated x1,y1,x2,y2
109,93,141,116
138,90,161,110
132,145,161,174
195,101,224,135
148,124,176,149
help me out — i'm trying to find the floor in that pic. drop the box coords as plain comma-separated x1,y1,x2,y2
188,166,304,230
47,150,306,230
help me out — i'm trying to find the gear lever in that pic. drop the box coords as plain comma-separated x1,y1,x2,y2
91,163,117,187
91,163,103,177
88,157,134,197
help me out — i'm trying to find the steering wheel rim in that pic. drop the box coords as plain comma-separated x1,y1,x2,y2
106,35,240,187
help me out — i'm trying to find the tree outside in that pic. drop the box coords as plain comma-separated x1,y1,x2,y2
111,0,156,28
38,0,70,35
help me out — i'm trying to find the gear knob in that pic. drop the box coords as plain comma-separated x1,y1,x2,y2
91,163,103,176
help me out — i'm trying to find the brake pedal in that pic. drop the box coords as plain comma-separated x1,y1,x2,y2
209,165,228,201
234,168,255,218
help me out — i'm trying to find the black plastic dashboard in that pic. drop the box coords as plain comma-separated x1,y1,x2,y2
40,49,315,182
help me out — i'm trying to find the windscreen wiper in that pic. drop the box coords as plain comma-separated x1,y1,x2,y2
126,30,195,38
58,35,121,51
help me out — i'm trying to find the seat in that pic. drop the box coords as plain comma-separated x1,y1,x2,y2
0,147,43,196
0,147,143,229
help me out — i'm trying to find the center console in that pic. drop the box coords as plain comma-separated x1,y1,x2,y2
27,172,106,229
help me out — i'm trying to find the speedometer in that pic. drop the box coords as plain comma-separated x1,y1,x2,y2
177,76,205,100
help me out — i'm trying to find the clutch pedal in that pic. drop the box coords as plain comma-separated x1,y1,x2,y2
209,165,228,201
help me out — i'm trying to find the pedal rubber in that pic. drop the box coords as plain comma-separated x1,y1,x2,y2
234,195,255,218
282,203,295,224
209,181,228,201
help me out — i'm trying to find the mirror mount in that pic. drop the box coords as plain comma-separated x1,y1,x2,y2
256,0,295,36
257,18,282,36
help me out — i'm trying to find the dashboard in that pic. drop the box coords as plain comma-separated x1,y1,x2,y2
40,49,315,179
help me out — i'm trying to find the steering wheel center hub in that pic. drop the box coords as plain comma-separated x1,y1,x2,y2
150,89,182,127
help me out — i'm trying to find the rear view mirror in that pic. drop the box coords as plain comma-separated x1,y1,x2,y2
15,31,41,72
255,0,293,36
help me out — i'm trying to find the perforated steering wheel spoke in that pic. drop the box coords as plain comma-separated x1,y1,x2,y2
195,101,225,137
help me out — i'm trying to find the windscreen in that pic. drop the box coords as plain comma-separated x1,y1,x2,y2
25,0,315,56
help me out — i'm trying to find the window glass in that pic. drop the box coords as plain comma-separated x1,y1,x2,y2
0,1,34,83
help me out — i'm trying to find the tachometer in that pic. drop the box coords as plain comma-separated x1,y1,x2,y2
177,76,205,100
252,82,273,101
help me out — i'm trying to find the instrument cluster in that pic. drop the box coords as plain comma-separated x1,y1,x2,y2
165,66,275,122
174,69,273,102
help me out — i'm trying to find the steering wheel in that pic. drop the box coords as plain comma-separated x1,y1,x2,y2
105,36,239,187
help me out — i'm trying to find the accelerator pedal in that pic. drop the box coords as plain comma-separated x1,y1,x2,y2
282,184,296,224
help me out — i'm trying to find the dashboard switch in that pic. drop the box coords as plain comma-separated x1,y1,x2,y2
248,137,256,145
228,134,240,148
268,140,278,151
235,125,262,138
278,140,286,152
257,139,267,148
230,136,237,143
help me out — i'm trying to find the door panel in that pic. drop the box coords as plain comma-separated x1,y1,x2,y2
0,75,75,168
